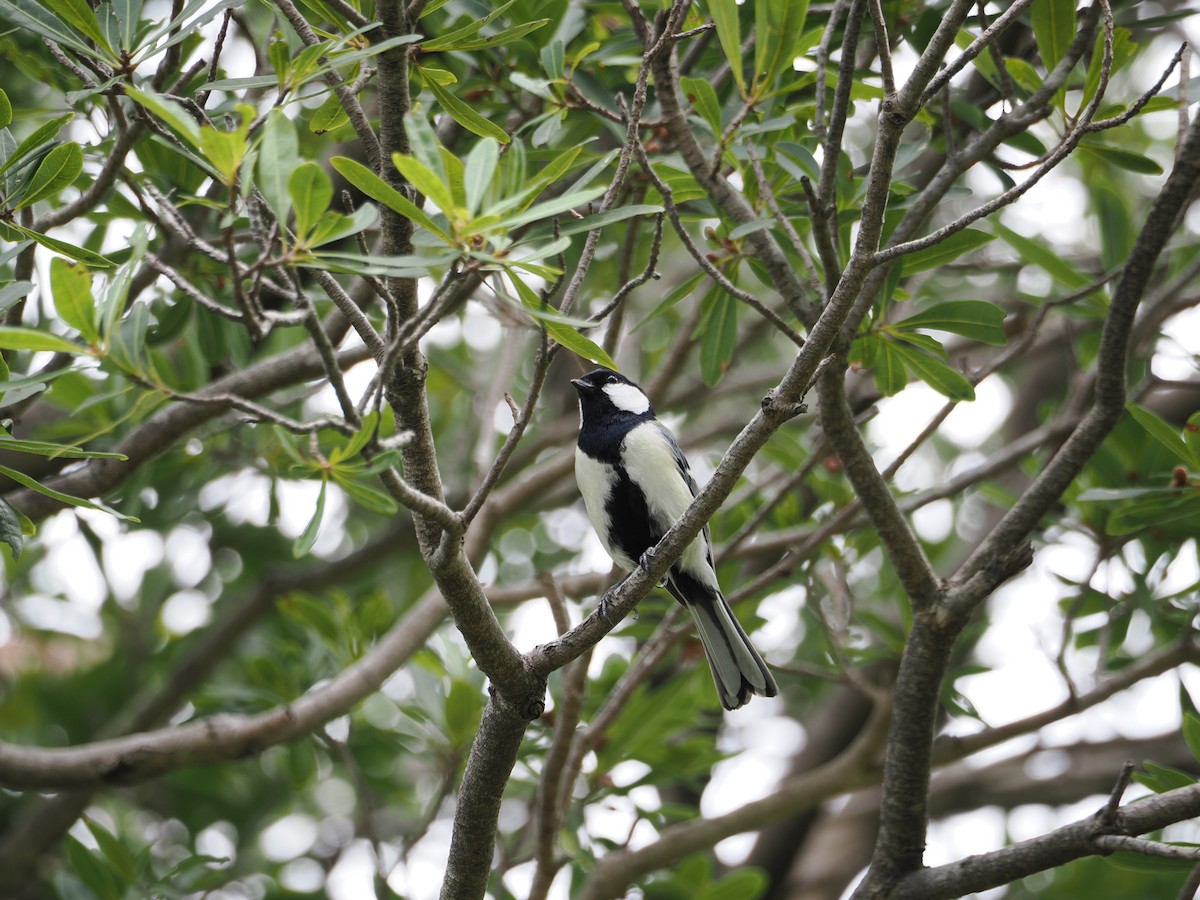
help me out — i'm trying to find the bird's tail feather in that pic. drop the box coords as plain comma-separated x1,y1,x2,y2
673,581,777,710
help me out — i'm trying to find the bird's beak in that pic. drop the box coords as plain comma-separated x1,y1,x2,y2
570,377,589,393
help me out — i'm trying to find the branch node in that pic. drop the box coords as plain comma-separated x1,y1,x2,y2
1101,760,1137,826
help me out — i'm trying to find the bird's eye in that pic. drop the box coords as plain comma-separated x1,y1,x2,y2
606,374,618,384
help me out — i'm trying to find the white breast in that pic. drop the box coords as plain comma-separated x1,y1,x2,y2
575,448,628,567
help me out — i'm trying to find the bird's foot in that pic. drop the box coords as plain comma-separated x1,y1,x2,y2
639,548,667,588
597,591,639,623
597,590,617,623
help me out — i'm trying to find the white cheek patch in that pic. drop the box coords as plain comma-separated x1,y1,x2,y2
603,381,651,414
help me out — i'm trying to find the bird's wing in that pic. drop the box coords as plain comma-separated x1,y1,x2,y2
654,423,716,569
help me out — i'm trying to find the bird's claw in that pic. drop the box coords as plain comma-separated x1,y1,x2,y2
639,548,667,588
597,589,638,623
598,590,616,623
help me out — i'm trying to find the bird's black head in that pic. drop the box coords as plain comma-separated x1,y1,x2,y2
571,368,655,426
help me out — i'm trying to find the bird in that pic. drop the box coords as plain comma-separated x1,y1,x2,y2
571,367,778,710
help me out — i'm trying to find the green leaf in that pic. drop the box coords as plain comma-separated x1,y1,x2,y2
445,679,483,746
890,339,975,401
40,0,116,57
83,817,137,885
15,141,83,209
699,290,738,387
900,228,996,275
419,66,510,143
0,462,135,520
391,152,458,218
0,89,10,129
708,0,745,93
0,435,123,459
1003,57,1043,94
0,222,114,267
1079,141,1164,175
1084,27,1134,105
414,66,457,87
64,835,123,900
309,92,351,134
420,0,516,51
489,186,607,231
199,116,250,187
0,325,84,354
993,221,1090,289
893,300,1007,346
257,109,299,222
681,76,723,134
1107,492,1200,537
330,155,456,245
464,138,499,217
754,0,809,91
288,162,334,241
0,0,101,58
336,476,400,515
329,411,379,464
1127,402,1197,468
710,866,769,900
0,497,24,559
1184,713,1200,765
293,479,327,558
0,113,73,179
434,18,550,52
506,268,616,369
0,281,33,316
635,270,707,330
864,334,907,396
1136,760,1198,793
545,203,663,238
307,204,379,248
1031,0,1076,72
50,257,99,344
124,85,201,150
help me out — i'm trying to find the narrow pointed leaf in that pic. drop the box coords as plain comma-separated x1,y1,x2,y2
894,300,1007,346
124,85,201,150
890,340,975,401
1127,402,1196,468
464,138,499,216
709,0,745,93
699,290,738,387
15,142,82,209
0,113,73,179
1,222,115,267
1031,0,1076,72
40,0,115,56
257,109,299,222
900,228,995,275
993,222,1090,289
288,162,334,240
0,325,85,354
331,156,456,245
0,462,135,520
391,152,458,216
50,257,99,344
294,479,327,557
419,0,516,50
421,69,510,143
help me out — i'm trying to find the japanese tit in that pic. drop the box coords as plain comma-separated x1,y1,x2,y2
571,368,778,710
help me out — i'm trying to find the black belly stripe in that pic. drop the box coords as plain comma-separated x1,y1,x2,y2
605,469,659,567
